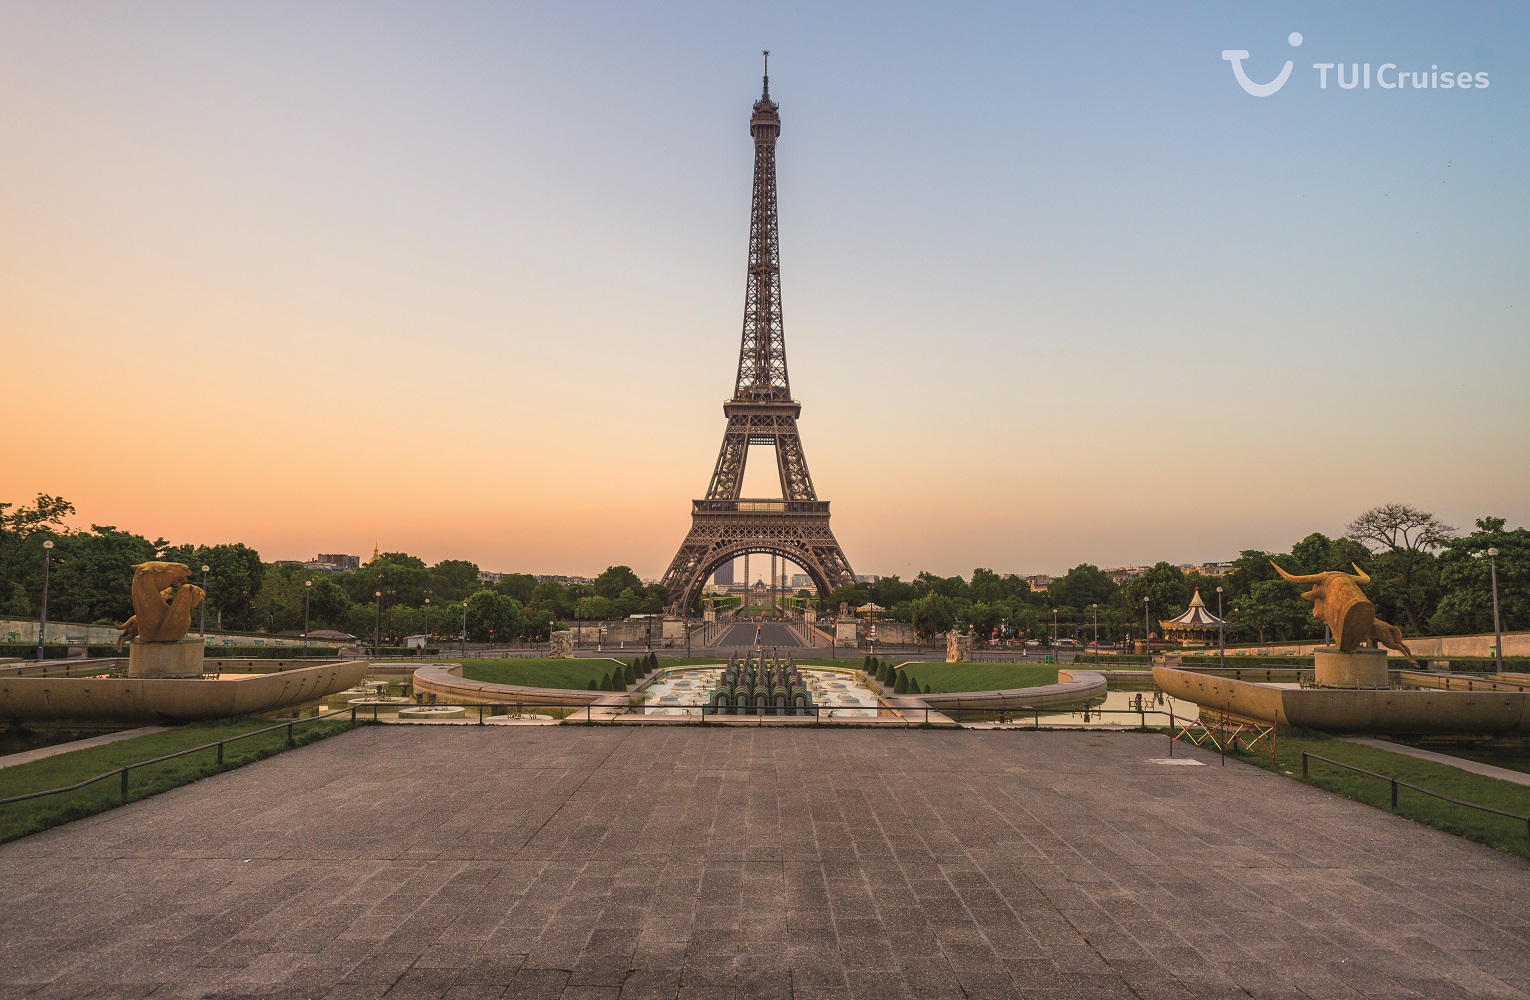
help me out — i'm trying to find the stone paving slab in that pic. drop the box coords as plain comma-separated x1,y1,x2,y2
0,728,1527,999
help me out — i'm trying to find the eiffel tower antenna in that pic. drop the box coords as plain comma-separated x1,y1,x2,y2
661,60,856,612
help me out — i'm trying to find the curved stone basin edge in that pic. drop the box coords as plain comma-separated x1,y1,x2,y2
919,670,1107,710
412,664,602,707
0,660,370,724
1152,666,1530,735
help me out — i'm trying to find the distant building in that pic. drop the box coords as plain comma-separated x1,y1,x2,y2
714,561,735,586
1024,574,1052,592
305,553,360,573
790,573,811,588
1104,566,1146,584
854,574,881,584
477,570,504,584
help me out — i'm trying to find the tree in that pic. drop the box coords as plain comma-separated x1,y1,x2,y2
494,573,539,603
893,670,909,694
49,526,160,624
575,595,612,620
430,560,482,600
1048,564,1118,611
594,566,643,600
910,594,956,637
1231,579,1315,643
966,602,1005,643
969,568,1029,604
464,590,523,642
1122,563,1191,636
1429,517,1528,636
1346,504,1454,632
3,582,31,616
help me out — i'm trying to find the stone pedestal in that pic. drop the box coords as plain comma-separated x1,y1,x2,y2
946,631,973,663
548,630,574,658
127,638,205,678
835,621,858,647
1313,646,1389,688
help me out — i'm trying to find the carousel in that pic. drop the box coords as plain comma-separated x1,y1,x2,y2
1159,589,1227,648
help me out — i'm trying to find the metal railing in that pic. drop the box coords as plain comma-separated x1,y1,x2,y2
379,702,931,725
0,707,360,809
1301,752,1530,847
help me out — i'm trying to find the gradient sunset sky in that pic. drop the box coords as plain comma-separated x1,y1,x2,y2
4,2,1526,579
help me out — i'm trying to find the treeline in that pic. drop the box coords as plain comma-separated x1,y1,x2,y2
821,506,1524,643
2,496,1522,644
0,495,666,643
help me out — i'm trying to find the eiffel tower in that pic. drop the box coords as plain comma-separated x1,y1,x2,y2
660,54,856,611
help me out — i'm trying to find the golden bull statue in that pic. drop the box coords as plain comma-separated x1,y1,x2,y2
1271,562,1417,664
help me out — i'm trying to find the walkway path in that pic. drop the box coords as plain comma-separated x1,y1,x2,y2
0,728,1526,998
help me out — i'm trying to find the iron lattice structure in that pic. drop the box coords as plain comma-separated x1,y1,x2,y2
661,59,856,611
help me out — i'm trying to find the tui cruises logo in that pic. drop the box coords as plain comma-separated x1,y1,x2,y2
1222,32,1490,97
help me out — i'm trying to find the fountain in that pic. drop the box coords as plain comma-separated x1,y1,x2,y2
704,653,816,716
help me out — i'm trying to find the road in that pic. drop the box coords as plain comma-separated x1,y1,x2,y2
712,622,804,648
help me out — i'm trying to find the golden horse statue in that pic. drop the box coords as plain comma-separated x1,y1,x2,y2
116,561,205,649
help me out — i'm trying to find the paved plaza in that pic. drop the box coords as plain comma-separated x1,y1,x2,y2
1,728,1528,999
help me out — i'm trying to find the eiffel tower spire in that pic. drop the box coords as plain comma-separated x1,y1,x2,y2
735,49,787,402
661,60,856,613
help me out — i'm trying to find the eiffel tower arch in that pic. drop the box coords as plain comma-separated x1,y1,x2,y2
661,55,856,612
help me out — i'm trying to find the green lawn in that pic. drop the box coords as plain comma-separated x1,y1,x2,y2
0,715,357,844
896,662,1061,693
461,658,635,689
1240,730,1530,860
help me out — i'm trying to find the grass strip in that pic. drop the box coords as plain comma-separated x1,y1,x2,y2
0,716,357,844
1234,729,1530,860
896,662,1061,693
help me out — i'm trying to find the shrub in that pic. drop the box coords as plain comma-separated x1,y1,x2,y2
623,662,636,685
893,671,909,695
647,652,658,671
924,683,933,695
863,655,871,668
600,673,614,692
587,679,598,691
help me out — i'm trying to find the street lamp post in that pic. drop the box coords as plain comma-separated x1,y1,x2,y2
1216,586,1225,670
200,564,210,637
1487,547,1503,674
36,540,53,661
303,580,312,657
461,600,469,658
422,597,431,654
1052,608,1058,648
373,590,382,655
1143,596,1150,656
1090,604,1098,651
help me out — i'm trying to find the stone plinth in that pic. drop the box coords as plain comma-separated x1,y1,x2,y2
947,631,973,663
1313,646,1389,688
548,630,574,658
835,621,858,647
127,638,205,678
